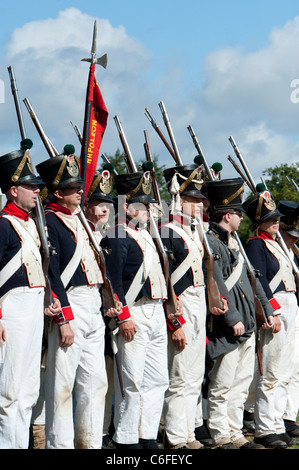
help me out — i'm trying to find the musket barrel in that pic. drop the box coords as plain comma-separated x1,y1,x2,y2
159,100,183,165
8,66,27,140
144,108,177,160
187,125,213,180
229,135,256,191
23,98,58,158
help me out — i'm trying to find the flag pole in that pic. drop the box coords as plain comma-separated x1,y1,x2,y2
80,20,107,205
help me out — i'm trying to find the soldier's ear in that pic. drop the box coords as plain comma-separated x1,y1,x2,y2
53,189,63,200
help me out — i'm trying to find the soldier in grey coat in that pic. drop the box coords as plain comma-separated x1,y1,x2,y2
204,178,274,449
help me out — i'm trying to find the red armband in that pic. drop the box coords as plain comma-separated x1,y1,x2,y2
118,305,131,322
270,298,281,311
0,307,2,319
166,315,186,331
53,306,74,324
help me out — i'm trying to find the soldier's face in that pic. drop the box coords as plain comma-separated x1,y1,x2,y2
228,210,243,232
125,202,150,224
85,199,112,226
181,196,203,219
258,217,280,237
55,184,83,212
10,184,40,212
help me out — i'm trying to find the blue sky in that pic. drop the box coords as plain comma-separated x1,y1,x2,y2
1,1,299,188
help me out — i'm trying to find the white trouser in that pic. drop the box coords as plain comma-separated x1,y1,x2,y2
0,286,44,449
45,285,107,449
255,291,297,436
283,307,299,421
207,332,255,444
113,298,168,444
164,286,206,446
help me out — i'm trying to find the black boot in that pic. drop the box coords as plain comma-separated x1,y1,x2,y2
194,423,213,447
139,439,161,449
243,410,255,435
284,419,299,437
114,442,143,449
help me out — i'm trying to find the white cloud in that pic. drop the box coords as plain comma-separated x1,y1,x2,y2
1,7,299,190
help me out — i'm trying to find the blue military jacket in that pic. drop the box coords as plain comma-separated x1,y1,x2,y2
0,202,45,299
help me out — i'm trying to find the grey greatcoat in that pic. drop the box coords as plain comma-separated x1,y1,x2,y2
206,222,274,361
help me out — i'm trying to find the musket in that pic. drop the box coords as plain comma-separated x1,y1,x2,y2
70,121,83,144
229,136,299,303
144,107,177,160
149,106,224,312
158,100,183,165
187,125,213,180
23,97,118,315
229,135,257,191
143,129,162,208
8,66,56,309
227,154,256,193
113,115,181,326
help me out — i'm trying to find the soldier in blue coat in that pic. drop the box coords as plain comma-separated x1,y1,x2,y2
0,140,61,449
36,146,119,449
101,168,173,449
243,192,297,448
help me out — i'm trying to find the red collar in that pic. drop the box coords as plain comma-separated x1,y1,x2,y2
172,213,192,226
2,201,30,221
249,230,274,241
45,202,72,215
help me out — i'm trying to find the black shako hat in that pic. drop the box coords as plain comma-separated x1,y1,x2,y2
278,200,299,237
242,189,282,225
36,144,83,194
163,155,206,199
85,163,114,204
114,162,156,204
206,177,245,211
0,139,44,193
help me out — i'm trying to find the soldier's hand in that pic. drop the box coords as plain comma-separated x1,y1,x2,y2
58,322,75,348
105,300,123,317
171,328,188,351
0,322,5,343
266,315,281,333
167,299,183,320
44,297,62,317
210,297,228,316
119,319,137,342
232,321,245,336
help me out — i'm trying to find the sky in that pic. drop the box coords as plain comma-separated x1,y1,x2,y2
1,1,299,190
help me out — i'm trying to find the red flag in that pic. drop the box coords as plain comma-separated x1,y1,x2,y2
80,63,108,198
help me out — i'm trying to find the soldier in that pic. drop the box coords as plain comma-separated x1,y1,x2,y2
35,146,119,449
0,139,61,449
84,165,116,448
101,168,175,450
242,194,298,448
204,178,274,449
278,201,299,438
160,162,227,449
